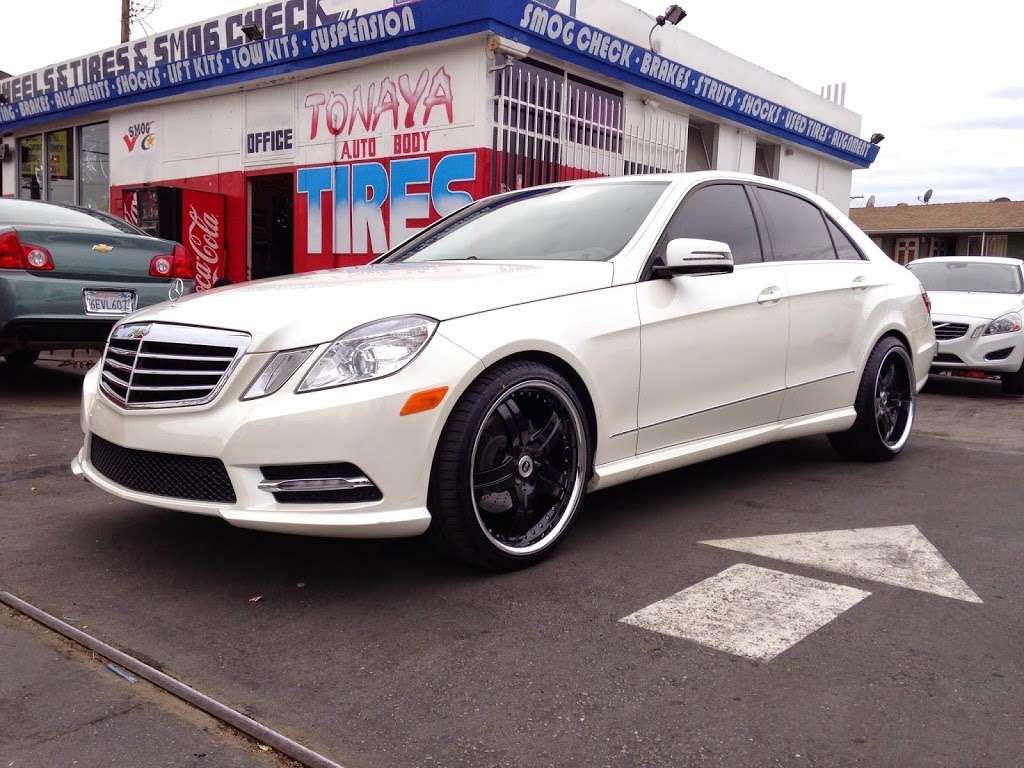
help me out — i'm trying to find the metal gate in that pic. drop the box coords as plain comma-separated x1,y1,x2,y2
491,60,687,194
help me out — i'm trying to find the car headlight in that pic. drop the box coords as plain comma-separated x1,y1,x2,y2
297,315,438,393
242,347,316,401
983,312,1022,336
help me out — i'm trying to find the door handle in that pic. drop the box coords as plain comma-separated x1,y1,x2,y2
851,275,869,290
757,286,784,305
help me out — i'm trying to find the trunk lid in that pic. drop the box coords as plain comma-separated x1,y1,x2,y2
14,226,179,282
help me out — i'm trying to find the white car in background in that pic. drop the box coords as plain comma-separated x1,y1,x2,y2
73,173,934,570
907,256,1024,395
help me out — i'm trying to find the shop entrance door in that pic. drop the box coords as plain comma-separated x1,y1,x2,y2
249,174,294,280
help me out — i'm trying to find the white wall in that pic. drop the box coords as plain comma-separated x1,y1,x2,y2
107,38,489,187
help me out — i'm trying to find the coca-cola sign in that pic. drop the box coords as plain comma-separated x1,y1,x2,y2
181,189,226,291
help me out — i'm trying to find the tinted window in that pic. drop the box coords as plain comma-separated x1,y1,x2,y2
908,261,1024,294
385,182,669,263
0,199,136,233
755,188,836,261
827,217,863,260
659,184,762,265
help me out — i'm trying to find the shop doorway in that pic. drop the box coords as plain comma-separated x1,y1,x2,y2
249,174,294,280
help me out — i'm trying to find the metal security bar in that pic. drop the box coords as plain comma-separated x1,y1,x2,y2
492,61,687,193
623,111,687,176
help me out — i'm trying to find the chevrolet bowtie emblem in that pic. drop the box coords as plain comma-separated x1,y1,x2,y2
92,243,114,253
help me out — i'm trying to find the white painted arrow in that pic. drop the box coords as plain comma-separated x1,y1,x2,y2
700,525,982,603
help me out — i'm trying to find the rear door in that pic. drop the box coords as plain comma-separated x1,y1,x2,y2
752,186,871,418
635,183,789,454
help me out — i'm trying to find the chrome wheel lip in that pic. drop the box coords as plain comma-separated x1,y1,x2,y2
874,346,915,451
469,379,587,557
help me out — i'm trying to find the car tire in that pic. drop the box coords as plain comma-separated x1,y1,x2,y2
428,360,591,571
999,358,1024,396
828,337,916,462
4,350,39,368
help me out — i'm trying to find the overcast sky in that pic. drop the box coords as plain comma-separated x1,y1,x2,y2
2,0,1020,206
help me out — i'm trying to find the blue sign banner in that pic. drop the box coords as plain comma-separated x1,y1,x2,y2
0,0,878,167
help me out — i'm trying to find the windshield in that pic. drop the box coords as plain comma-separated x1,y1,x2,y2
382,182,669,263
909,260,1024,294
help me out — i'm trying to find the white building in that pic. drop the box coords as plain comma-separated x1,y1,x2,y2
0,0,878,287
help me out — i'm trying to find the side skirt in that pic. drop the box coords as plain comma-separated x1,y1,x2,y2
589,407,857,491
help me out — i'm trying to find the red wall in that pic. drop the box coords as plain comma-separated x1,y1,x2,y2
111,171,249,284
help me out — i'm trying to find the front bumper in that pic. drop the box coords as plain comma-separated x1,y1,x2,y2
930,314,1024,374
75,333,483,538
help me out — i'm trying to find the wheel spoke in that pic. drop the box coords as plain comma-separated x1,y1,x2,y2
497,399,531,453
534,461,566,498
513,480,534,519
529,411,563,457
880,364,896,393
473,457,515,490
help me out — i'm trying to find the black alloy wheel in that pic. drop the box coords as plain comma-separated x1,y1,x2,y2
874,346,914,449
429,360,590,570
829,337,916,462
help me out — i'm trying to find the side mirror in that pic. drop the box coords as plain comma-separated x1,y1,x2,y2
653,238,734,278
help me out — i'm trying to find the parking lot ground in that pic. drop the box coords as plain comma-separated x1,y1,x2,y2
2,361,1023,767
0,608,288,768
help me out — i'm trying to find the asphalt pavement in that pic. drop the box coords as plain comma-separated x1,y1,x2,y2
1,359,1022,768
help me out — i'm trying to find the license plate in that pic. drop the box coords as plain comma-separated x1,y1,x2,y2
84,289,137,316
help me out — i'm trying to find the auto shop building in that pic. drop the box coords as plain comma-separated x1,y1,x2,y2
0,0,879,289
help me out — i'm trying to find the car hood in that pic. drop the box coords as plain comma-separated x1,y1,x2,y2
123,260,615,352
928,291,1024,320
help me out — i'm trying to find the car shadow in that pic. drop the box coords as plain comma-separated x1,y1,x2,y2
73,436,844,599
0,355,94,403
922,373,1007,400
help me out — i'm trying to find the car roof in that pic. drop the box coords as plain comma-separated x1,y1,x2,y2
909,256,1023,267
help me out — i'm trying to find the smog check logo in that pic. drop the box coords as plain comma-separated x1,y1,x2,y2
123,121,156,153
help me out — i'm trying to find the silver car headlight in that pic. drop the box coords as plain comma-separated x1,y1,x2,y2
297,315,438,393
983,312,1022,336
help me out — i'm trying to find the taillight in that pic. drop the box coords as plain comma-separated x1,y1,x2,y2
0,230,20,269
920,284,932,316
149,244,194,279
0,229,55,271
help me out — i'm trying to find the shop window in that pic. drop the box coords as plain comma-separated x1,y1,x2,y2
18,134,43,200
685,123,714,172
78,123,110,212
754,142,779,179
46,128,75,205
15,123,109,210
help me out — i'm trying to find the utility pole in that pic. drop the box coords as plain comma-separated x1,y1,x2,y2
121,0,131,43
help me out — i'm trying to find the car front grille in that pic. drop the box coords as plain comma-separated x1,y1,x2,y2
932,321,970,341
90,434,236,503
100,323,250,409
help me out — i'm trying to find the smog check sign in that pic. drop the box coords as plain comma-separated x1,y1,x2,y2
0,0,878,168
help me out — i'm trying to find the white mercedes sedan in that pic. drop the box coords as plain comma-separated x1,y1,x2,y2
73,173,935,569
907,256,1024,395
